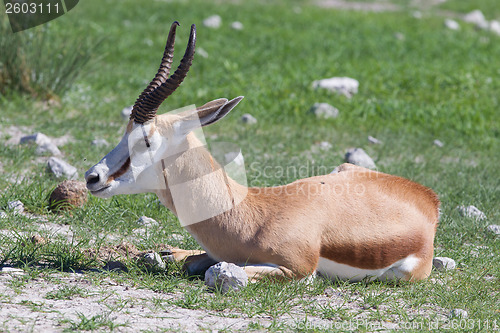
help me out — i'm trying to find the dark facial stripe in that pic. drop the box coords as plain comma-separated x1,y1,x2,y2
107,157,131,183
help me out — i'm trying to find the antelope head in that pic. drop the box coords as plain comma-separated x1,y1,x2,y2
85,22,243,198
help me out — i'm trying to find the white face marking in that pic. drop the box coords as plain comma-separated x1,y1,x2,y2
316,255,419,282
85,121,169,198
127,123,166,191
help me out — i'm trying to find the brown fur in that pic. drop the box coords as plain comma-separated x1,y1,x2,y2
152,127,439,281
112,110,440,282
107,157,131,183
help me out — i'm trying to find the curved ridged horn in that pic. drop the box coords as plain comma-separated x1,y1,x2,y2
131,22,196,124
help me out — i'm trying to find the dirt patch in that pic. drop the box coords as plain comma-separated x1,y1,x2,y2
0,270,254,332
0,268,451,332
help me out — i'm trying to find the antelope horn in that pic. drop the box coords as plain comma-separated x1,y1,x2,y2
131,22,196,124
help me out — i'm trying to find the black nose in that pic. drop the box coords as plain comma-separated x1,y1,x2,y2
86,172,100,185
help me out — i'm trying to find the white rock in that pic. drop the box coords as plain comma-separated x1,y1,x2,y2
0,267,25,275
142,252,166,270
203,15,222,29
121,105,133,120
137,216,158,227
231,21,244,30
20,132,51,146
449,309,469,318
487,224,500,235
91,139,109,147
36,142,62,156
463,10,489,30
197,47,209,58
489,20,500,36
21,132,61,155
0,211,7,218
345,148,376,169
368,136,382,144
433,257,456,271
394,32,405,41
412,11,422,19
457,205,486,220
169,233,184,241
7,200,24,214
445,19,460,31
318,141,332,150
241,113,257,124
433,139,444,147
205,262,248,293
47,157,78,180
309,103,339,119
312,77,359,98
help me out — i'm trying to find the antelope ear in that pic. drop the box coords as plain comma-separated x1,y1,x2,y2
198,96,244,127
178,96,244,134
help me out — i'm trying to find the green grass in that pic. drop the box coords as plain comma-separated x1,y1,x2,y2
0,0,499,331
0,15,97,98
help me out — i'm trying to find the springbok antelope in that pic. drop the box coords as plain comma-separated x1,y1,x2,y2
85,22,440,282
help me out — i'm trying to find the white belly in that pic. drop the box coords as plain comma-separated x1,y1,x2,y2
316,255,419,282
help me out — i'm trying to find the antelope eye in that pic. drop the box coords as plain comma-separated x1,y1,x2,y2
131,140,149,154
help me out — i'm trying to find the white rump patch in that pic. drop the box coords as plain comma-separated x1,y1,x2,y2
316,255,419,282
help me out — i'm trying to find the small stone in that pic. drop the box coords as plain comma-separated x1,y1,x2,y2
205,262,248,293
0,267,25,275
487,225,500,235
445,19,460,31
345,148,376,169
21,133,61,155
31,235,48,245
47,157,78,179
121,106,133,120
169,233,184,241
449,309,469,318
317,141,332,150
457,205,486,220
412,11,422,19
137,216,158,227
203,15,222,29
433,139,444,147
433,257,456,271
0,211,7,218
91,139,109,147
489,20,500,36
241,113,257,124
429,278,445,285
197,47,209,58
49,180,88,211
324,287,343,297
20,132,51,146
36,142,61,156
309,103,339,119
7,200,24,214
103,261,129,272
463,10,488,30
394,32,405,40
142,252,166,270
312,77,359,98
368,136,382,144
231,21,244,30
